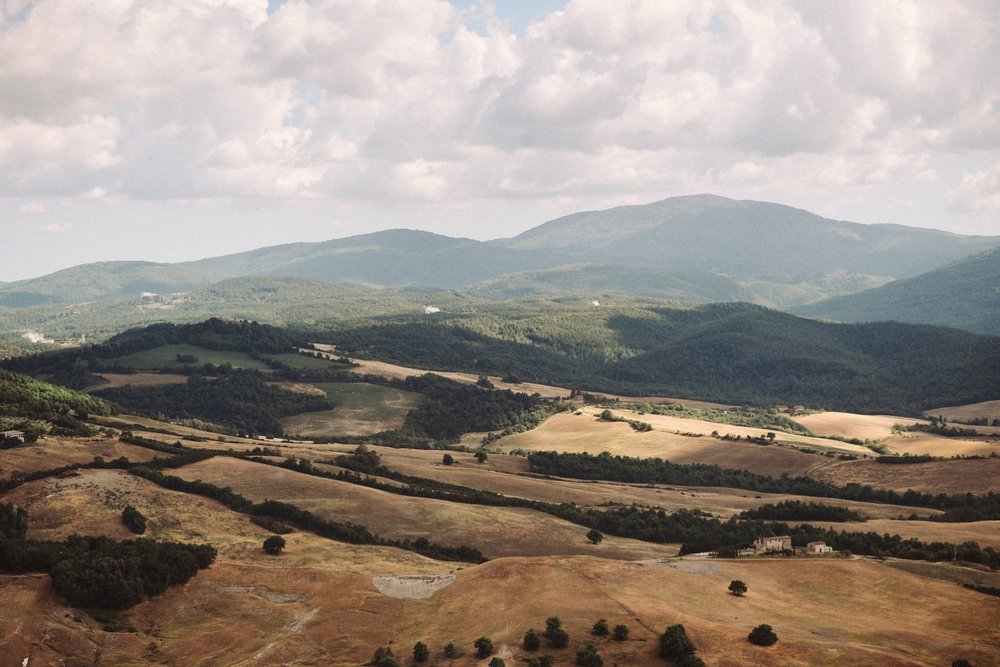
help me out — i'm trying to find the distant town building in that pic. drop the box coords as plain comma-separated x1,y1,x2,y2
807,541,834,554
753,535,792,552
423,305,441,314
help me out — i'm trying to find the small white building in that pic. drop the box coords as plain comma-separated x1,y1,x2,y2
807,541,834,554
1,430,26,443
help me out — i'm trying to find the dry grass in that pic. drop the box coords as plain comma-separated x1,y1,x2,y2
802,519,1000,550
793,411,919,440
172,457,679,561
883,432,1000,458
281,382,422,437
807,457,1000,495
89,372,190,389
927,399,1000,423
0,437,163,482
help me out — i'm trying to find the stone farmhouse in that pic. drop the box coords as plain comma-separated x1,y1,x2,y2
753,535,792,552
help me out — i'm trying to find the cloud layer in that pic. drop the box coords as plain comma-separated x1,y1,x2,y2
1,0,998,242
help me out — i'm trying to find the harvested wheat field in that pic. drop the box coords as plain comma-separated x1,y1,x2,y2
883,432,1000,457
793,411,919,440
496,411,834,477
0,437,163,481
373,447,941,521
281,382,423,437
928,399,1000,424
172,456,679,560
807,457,1000,495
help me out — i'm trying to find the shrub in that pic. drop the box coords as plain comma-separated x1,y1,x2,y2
660,624,696,660
523,628,541,651
748,624,778,647
612,624,628,641
544,616,569,647
591,618,609,636
122,506,147,534
443,642,457,658
575,643,602,667
412,641,429,662
263,535,286,555
474,636,494,658
442,453,454,465
586,529,604,544
474,450,488,463
728,580,747,596
488,659,505,667
370,646,400,667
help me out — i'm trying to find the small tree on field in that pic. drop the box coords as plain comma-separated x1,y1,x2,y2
474,450,488,463
586,529,603,544
488,658,505,667
412,641,429,662
523,628,541,651
660,624,696,661
728,580,748,596
474,636,494,658
575,643,602,667
612,624,629,641
748,624,778,647
370,646,399,667
951,660,972,667
122,505,146,534
442,453,454,465
263,535,286,555
591,618,609,636
545,616,569,648
443,642,457,658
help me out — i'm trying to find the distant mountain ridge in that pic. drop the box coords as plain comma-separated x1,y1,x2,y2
1,195,997,329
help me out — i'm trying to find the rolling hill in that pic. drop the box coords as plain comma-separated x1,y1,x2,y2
796,246,1000,335
2,196,997,312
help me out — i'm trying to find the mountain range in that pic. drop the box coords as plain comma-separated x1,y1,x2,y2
1,194,998,340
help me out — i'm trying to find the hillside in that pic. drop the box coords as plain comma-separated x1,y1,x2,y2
796,246,1000,335
326,302,1000,414
2,196,997,316
495,195,999,280
465,263,751,302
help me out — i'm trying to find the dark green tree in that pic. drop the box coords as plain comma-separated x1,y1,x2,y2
122,505,147,534
263,535,286,555
370,646,400,667
612,624,628,641
443,642,458,658
0,502,28,539
442,453,455,465
660,624,696,660
474,450,488,463
488,658,505,667
412,641,429,662
545,616,569,648
728,580,748,596
474,636,494,658
575,643,602,667
523,628,541,651
591,618,609,636
748,624,778,647
586,529,604,544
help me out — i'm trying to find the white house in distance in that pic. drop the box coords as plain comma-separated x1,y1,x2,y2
1,430,25,443
807,541,834,554
753,535,792,552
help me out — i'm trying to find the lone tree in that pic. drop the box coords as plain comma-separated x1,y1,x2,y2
443,643,457,658
660,624,696,661
748,624,778,647
122,506,147,534
474,636,494,658
523,628,541,651
728,580,748,596
370,646,400,667
474,450,488,463
488,659,505,667
586,529,604,545
612,624,629,641
412,641,429,662
545,616,569,648
442,453,455,465
263,535,286,555
591,618,610,636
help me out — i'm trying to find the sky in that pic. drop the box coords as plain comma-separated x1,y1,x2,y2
1,0,999,281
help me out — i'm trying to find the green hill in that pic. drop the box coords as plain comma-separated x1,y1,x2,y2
465,264,751,302
795,246,1000,335
325,301,1000,414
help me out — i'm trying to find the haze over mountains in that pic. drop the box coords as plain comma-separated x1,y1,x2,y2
2,195,998,336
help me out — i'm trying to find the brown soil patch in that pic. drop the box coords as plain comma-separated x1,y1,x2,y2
173,457,679,561
0,437,162,482
807,457,1000,495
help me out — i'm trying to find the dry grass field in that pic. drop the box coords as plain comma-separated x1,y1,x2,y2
882,432,1000,457
928,399,1000,423
0,437,163,482
3,546,998,666
89,372,190,389
793,411,918,440
280,382,422,437
803,518,1000,550
807,457,1000,495
496,411,837,477
172,457,680,561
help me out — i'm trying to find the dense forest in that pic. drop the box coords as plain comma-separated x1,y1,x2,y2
323,303,1000,413
96,370,332,436
0,369,113,439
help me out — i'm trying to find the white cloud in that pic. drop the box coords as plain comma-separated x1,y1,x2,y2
948,162,1000,213
0,0,994,236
